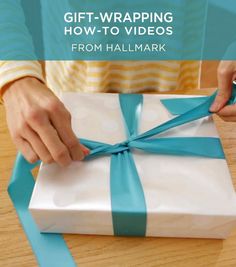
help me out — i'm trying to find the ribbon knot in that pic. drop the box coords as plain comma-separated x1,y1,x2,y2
113,140,131,153
109,142,130,154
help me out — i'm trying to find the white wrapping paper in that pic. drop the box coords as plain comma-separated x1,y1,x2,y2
29,93,236,239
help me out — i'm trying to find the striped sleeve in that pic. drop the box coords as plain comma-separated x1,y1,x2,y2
45,60,201,94
0,0,44,102
0,61,45,103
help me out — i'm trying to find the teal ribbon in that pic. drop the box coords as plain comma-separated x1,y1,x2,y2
8,86,236,264
81,86,236,236
8,155,76,267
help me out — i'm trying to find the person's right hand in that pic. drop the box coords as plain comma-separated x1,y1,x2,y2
210,61,236,121
3,77,89,166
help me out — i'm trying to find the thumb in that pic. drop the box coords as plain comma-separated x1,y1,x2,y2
210,63,233,113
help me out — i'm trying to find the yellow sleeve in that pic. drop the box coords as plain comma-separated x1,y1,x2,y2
0,0,46,103
0,61,45,103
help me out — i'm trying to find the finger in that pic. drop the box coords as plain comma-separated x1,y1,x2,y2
80,144,90,156
218,116,236,122
22,126,54,164
50,106,89,161
210,64,233,112
28,112,72,166
15,137,39,164
217,104,236,117
39,124,72,166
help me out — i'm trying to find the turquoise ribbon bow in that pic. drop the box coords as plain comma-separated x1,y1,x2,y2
8,85,236,266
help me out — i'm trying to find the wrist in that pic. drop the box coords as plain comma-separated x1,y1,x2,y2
2,76,44,103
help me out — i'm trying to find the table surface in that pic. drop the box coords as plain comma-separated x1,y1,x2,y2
1,88,236,267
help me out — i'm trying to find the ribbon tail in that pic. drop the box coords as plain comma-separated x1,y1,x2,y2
160,96,209,115
8,153,76,267
130,137,225,159
134,91,217,141
161,84,236,116
110,151,147,236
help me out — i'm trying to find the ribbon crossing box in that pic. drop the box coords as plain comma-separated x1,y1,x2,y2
29,92,236,239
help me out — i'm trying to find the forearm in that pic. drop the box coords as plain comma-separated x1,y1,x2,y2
0,1,45,102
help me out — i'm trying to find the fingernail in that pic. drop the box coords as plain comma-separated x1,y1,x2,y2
82,146,90,154
84,149,90,156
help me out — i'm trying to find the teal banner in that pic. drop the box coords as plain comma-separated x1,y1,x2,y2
1,0,236,60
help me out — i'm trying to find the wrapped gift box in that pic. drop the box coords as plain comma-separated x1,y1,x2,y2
29,92,236,239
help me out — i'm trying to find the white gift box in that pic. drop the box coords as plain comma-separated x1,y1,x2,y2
29,93,236,239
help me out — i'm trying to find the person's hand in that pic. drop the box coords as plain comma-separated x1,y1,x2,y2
210,61,236,121
3,77,89,166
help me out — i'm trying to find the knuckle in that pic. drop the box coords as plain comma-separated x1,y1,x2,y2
218,67,230,77
27,155,38,164
46,98,63,113
18,121,28,133
67,139,78,150
54,148,68,161
43,155,54,164
11,121,27,139
26,108,42,123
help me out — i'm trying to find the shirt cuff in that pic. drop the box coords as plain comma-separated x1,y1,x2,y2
0,61,45,103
